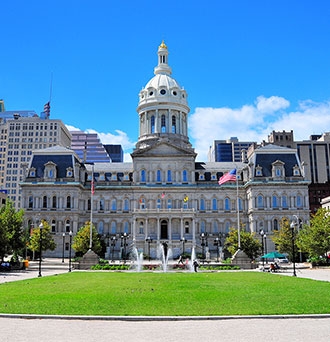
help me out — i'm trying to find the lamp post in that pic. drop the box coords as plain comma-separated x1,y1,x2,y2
68,231,73,272
200,232,208,263
111,236,117,261
38,222,43,277
180,237,187,257
259,229,265,268
214,237,221,262
290,215,298,277
62,233,65,263
121,232,129,263
146,236,152,261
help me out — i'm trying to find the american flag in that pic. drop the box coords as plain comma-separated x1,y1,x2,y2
43,101,50,116
218,168,237,185
91,179,95,195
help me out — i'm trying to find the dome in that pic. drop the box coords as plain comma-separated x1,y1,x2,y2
138,41,188,109
145,73,180,90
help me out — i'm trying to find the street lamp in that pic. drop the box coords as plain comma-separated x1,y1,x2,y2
200,232,208,263
68,231,73,272
146,236,152,261
180,237,187,257
214,237,221,262
259,229,265,268
38,222,43,277
62,233,65,263
121,232,129,263
111,236,117,261
290,215,298,277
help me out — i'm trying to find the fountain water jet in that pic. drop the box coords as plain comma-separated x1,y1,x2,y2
158,242,172,272
189,246,196,272
132,247,144,272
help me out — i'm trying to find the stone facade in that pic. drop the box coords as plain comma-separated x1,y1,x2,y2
20,42,310,260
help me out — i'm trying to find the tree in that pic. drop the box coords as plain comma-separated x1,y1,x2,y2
225,228,262,261
296,208,330,260
0,199,25,261
28,220,56,255
271,217,294,259
72,222,102,256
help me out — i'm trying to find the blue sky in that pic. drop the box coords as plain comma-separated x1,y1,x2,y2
2,1,330,161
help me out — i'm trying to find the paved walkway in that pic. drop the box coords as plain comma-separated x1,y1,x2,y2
1,261,330,341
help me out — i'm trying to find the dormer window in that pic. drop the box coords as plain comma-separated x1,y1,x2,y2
271,160,285,179
29,168,36,177
293,164,300,176
44,161,57,180
255,165,263,177
66,167,73,178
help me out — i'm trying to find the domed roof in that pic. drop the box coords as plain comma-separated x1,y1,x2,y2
145,73,181,90
138,41,188,109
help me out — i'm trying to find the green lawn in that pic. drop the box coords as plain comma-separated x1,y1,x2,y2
0,271,329,316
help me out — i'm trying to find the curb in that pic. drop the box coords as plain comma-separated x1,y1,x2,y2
1,313,330,321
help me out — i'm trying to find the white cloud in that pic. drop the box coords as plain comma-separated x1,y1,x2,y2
189,96,330,161
255,95,290,113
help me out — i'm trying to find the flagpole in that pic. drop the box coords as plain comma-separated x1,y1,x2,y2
236,172,241,249
89,164,94,250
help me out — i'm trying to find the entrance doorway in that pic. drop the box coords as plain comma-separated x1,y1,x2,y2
160,220,168,239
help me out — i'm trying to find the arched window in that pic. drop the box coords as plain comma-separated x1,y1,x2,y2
282,195,288,208
100,198,105,211
273,219,279,231
171,115,176,133
66,196,71,209
87,199,91,211
52,196,56,209
182,170,187,182
43,195,47,208
200,221,206,233
28,196,33,209
156,169,161,182
157,198,161,209
151,115,155,133
213,221,218,233
161,114,166,133
225,221,230,233
225,198,230,211
200,198,205,210
185,221,190,234
139,198,145,209
123,199,129,211
51,219,56,233
296,195,303,207
167,170,172,182
98,222,104,234
124,221,129,233
141,170,146,182
238,198,243,211
212,198,217,210
167,198,172,209
139,221,144,234
272,195,278,208
65,220,70,233
257,195,264,209
111,199,116,211
111,221,116,234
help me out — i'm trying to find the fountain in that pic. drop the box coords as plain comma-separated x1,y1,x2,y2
158,242,172,272
131,247,144,272
188,246,197,272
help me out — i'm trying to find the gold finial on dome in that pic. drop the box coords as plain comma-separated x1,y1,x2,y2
159,40,167,49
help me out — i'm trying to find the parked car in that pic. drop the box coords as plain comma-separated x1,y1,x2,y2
275,257,289,263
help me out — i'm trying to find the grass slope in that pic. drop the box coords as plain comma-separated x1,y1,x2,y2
0,271,329,316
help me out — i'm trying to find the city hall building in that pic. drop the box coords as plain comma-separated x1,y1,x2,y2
21,42,310,259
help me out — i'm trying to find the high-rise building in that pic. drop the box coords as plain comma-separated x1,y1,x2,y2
212,137,253,162
70,131,112,163
0,110,71,209
104,144,123,163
